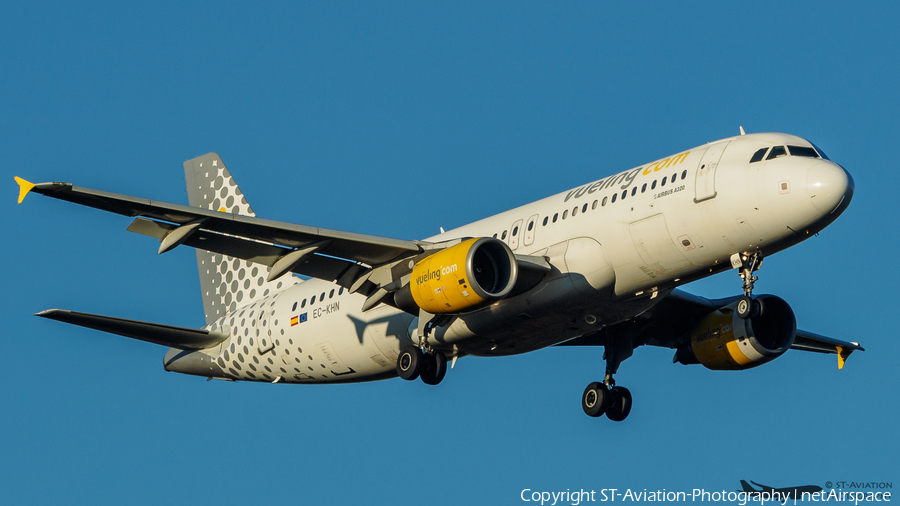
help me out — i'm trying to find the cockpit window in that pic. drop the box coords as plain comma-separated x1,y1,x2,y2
766,146,787,160
749,148,768,163
787,145,819,158
810,142,830,160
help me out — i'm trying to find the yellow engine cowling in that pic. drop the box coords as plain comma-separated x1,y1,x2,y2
676,295,797,370
403,237,518,314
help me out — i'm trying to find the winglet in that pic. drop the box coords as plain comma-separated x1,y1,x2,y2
836,345,854,369
14,177,35,204
739,126,746,135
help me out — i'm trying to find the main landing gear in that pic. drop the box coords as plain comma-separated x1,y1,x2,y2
582,381,632,422
736,252,764,320
397,346,447,385
582,330,634,421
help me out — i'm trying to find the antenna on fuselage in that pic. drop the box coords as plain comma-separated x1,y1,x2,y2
739,126,746,135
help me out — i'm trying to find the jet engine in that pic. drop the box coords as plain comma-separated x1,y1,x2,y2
674,295,796,370
394,237,518,314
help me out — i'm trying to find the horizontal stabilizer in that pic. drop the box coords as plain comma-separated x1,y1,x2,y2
36,309,228,350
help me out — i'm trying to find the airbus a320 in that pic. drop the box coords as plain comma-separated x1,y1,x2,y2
16,130,862,421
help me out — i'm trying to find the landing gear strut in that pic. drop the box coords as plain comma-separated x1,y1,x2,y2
581,330,634,421
736,252,764,320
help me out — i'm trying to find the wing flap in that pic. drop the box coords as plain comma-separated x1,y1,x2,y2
36,309,228,350
126,217,366,285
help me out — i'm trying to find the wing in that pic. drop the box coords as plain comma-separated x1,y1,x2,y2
560,289,864,367
16,178,426,288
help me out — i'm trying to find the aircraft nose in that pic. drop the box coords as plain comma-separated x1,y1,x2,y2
807,161,853,214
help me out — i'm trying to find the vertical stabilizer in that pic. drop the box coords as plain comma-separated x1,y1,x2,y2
184,153,300,324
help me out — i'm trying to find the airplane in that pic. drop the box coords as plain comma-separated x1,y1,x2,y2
739,480,823,500
15,130,864,421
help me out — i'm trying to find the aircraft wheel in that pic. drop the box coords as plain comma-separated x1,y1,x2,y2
751,298,764,318
736,295,753,319
420,351,447,385
605,386,632,422
397,346,424,381
582,382,609,417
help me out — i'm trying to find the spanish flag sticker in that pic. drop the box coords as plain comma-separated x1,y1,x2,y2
291,315,299,326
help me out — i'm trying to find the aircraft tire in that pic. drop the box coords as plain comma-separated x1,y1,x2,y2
420,351,447,385
582,382,609,417
751,298,764,318
397,346,424,381
736,295,753,319
605,387,632,422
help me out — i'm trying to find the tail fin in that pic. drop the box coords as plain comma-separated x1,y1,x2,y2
183,153,300,324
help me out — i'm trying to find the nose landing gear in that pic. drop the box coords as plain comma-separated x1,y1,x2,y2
736,252,764,319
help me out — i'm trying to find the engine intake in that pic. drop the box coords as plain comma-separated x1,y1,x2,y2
395,238,517,314
674,295,797,370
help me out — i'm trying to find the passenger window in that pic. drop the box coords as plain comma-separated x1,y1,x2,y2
766,146,787,160
301,299,306,308
651,180,657,190
592,200,598,210
319,292,325,302
681,170,687,180
621,190,627,200
641,183,647,193
310,296,315,306
292,302,297,311
329,289,334,298
602,196,608,206
501,230,507,240
671,173,676,182
492,233,497,238
582,203,588,213
749,148,768,163
542,217,548,226
512,226,519,236
631,187,637,196
787,145,819,158
661,176,667,186
562,210,569,219
528,221,534,231
338,287,343,295
553,213,558,223
611,193,617,203
572,206,578,216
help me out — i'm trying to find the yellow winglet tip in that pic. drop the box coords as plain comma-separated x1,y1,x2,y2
836,345,851,370
14,177,35,204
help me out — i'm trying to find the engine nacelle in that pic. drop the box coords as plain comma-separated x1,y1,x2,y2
674,295,797,370
396,238,518,314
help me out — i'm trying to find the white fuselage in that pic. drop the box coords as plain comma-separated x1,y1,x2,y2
164,132,852,383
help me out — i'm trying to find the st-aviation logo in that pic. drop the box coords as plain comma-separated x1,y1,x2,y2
738,480,822,499
415,264,458,284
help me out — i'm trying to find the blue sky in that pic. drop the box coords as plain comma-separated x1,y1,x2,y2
2,2,897,505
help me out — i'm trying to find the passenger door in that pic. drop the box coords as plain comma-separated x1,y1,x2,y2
694,141,730,203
